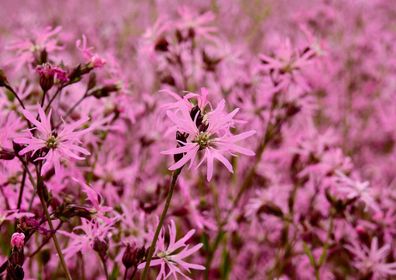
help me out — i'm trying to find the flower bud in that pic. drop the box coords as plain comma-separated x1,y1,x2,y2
11,233,25,250
93,237,109,259
122,243,146,269
355,225,365,234
122,243,138,268
91,84,120,99
154,37,169,52
8,233,25,274
258,202,284,218
39,249,51,265
0,69,9,87
0,147,15,160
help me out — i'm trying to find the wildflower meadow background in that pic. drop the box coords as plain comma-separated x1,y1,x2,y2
0,1,396,279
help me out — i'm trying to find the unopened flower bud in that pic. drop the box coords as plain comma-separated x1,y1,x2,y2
0,147,15,160
258,202,284,218
91,84,120,99
154,37,169,52
11,233,25,250
93,237,109,258
355,225,365,234
122,243,146,270
39,249,51,265
0,69,9,87
122,243,138,268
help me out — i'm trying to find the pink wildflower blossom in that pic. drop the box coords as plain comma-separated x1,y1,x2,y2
334,171,380,213
14,106,90,175
59,219,116,259
138,220,204,279
162,88,255,181
345,237,396,279
76,35,106,68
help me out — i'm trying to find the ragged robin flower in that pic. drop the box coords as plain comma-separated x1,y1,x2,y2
162,88,256,181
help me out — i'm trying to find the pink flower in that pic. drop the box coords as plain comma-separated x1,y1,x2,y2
14,106,90,175
76,35,106,68
36,63,69,91
345,237,396,279
176,6,218,42
6,26,63,70
334,171,380,213
138,220,204,280
162,89,255,181
79,180,115,223
259,38,316,91
59,219,116,259
36,63,69,83
11,232,25,249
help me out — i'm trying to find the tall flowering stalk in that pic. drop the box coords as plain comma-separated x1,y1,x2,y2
142,88,255,279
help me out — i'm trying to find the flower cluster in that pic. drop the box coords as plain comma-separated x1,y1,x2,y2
0,1,395,280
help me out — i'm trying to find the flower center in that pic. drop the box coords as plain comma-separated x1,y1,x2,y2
46,135,58,149
194,132,211,149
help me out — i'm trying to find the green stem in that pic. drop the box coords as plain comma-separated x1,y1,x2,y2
205,116,274,278
99,254,109,280
315,269,320,280
4,84,26,110
36,165,72,280
141,169,182,280
40,89,48,107
318,208,335,267
16,170,27,210
204,230,225,280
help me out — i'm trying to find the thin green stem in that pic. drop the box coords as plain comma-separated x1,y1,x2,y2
44,83,71,113
99,254,109,280
204,230,225,280
315,269,320,280
40,89,48,108
205,105,279,278
14,169,27,231
36,165,72,280
130,266,138,280
4,84,26,110
141,169,182,280
16,170,27,210
55,91,90,129
317,208,336,267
